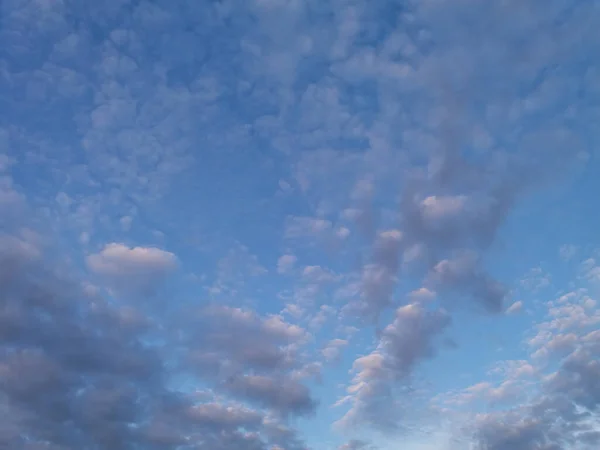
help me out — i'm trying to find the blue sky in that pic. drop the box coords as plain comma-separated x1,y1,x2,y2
1,0,600,449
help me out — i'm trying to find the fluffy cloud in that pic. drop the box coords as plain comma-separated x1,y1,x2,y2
466,288,600,449
86,242,177,294
277,254,297,274
322,338,349,363
87,243,177,276
0,228,309,450
185,305,316,417
0,234,166,448
427,251,507,313
337,303,451,431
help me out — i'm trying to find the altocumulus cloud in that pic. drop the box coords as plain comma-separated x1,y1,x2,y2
86,242,178,294
1,0,600,449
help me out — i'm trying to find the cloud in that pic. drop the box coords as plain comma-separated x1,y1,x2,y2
87,242,177,276
322,338,349,362
277,254,297,274
462,286,600,449
184,305,316,417
86,242,177,294
338,439,376,450
559,244,579,261
519,267,551,293
223,374,317,417
337,303,451,431
506,301,524,315
206,244,268,297
408,287,436,304
427,251,507,313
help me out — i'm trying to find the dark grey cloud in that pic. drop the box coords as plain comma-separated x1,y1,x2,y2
223,374,317,417
0,229,312,449
187,305,306,374
0,232,164,449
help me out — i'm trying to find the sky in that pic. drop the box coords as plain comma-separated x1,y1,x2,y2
0,0,600,449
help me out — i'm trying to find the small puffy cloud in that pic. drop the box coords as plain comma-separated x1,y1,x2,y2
285,216,332,239
302,265,338,284
506,301,523,315
277,254,297,274
87,243,177,277
336,226,351,240
338,439,375,450
120,215,133,231
0,233,42,269
420,194,468,225
348,229,405,320
207,244,268,296
223,374,317,417
519,267,551,292
408,287,436,304
428,251,506,313
582,258,600,283
322,339,349,362
86,243,177,294
308,305,337,330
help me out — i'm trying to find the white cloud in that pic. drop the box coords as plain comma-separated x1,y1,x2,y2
87,243,177,276
86,243,177,294
277,254,297,274
506,301,523,315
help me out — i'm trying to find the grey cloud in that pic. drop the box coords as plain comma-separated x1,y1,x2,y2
427,251,507,313
180,401,265,435
188,305,306,372
0,242,311,449
347,230,403,321
223,374,317,417
338,303,451,431
316,0,594,326
379,304,452,379
86,242,177,295
472,293,600,450
0,235,166,448
184,305,317,417
0,194,310,450
322,338,348,363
